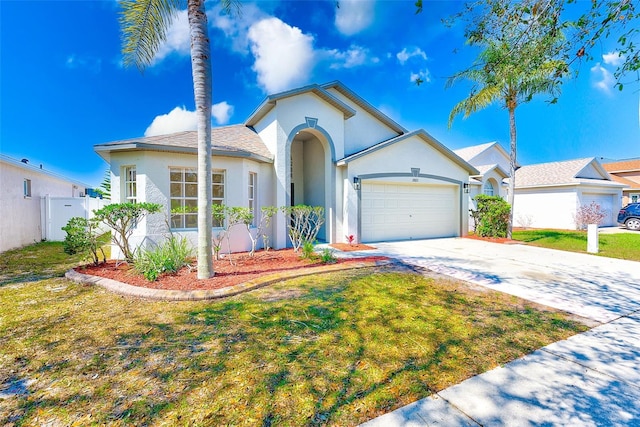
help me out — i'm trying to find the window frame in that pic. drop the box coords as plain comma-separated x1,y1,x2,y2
169,167,226,230
248,172,257,227
483,180,495,196
123,166,137,204
23,178,31,198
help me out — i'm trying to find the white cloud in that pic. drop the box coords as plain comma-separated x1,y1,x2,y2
590,63,615,94
325,45,378,69
144,103,234,136
209,3,266,54
602,51,624,67
248,17,315,93
396,47,427,65
65,54,102,72
153,9,191,64
335,0,375,36
211,101,234,125
410,69,431,84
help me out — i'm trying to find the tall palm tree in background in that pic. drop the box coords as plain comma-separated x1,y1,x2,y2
447,0,567,238
120,0,237,278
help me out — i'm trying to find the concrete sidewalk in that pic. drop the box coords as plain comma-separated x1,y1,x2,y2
328,238,640,426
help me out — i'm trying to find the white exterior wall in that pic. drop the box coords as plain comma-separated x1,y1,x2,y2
253,109,278,156
326,88,400,156
0,160,88,252
513,188,579,229
345,136,470,241
108,151,274,258
470,146,511,172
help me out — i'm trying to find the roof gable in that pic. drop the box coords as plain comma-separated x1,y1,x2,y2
337,129,479,175
474,164,509,179
244,83,356,127
94,125,273,163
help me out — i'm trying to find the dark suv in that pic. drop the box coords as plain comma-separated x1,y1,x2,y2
618,203,640,231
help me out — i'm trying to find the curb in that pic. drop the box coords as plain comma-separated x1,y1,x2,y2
65,259,393,301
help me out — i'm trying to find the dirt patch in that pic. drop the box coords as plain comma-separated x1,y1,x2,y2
329,243,377,251
76,249,388,291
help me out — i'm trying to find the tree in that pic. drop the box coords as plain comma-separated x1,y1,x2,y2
447,0,567,238
119,0,238,279
96,169,111,200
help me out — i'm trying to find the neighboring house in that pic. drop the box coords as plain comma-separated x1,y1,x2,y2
602,159,640,205
511,158,626,229
95,81,478,256
0,154,95,252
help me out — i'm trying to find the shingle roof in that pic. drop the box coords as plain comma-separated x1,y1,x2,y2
94,125,273,162
512,158,617,187
473,163,509,178
602,159,640,173
609,174,640,189
453,142,496,162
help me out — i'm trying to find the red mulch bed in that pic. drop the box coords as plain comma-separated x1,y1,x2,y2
464,234,521,244
329,243,377,252
76,249,388,291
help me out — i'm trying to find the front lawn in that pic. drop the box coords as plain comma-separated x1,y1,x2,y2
1,242,588,426
512,229,640,262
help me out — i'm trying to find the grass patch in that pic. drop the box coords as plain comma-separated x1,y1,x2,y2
513,230,640,262
0,242,588,426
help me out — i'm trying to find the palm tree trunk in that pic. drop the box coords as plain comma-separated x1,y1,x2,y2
507,105,517,240
188,0,214,279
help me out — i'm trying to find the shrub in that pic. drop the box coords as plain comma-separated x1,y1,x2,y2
93,202,162,263
346,234,355,246
281,205,325,252
133,235,193,281
471,195,511,238
301,240,316,259
62,216,108,265
575,201,607,230
320,247,337,264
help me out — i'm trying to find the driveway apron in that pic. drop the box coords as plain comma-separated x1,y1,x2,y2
353,238,640,426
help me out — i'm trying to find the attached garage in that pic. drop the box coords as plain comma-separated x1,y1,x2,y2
360,181,459,242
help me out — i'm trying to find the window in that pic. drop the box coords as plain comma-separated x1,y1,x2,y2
169,167,225,229
23,179,31,197
124,166,137,203
632,195,639,203
483,181,495,196
248,172,257,226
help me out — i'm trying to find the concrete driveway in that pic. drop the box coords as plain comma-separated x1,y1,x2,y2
346,238,640,426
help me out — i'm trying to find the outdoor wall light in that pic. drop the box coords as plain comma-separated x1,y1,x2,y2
353,176,361,190
463,183,470,193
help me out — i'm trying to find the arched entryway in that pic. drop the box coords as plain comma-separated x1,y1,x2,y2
287,127,334,242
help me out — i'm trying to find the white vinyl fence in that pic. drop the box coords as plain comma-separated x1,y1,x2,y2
41,196,109,241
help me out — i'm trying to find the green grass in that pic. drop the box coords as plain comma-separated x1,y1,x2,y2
513,230,640,262
1,242,588,426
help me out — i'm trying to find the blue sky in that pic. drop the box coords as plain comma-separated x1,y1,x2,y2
1,0,639,187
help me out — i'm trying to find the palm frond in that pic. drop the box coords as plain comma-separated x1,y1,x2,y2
119,0,181,71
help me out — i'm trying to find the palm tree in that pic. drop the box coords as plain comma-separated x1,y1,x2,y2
120,0,237,278
448,0,567,238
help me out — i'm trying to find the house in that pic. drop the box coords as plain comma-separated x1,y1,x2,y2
511,158,626,229
94,81,478,256
454,141,512,201
602,159,640,205
0,154,95,252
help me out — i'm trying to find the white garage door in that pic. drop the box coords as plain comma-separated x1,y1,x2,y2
361,182,459,242
581,193,614,226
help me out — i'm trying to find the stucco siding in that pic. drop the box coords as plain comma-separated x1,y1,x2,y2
470,148,510,172
325,88,401,156
252,109,278,156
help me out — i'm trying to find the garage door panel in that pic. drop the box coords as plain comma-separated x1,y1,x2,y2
361,182,459,242
581,193,614,226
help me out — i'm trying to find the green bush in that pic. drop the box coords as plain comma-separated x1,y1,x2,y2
133,235,193,281
301,240,316,259
320,248,337,264
62,217,108,265
471,195,511,238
